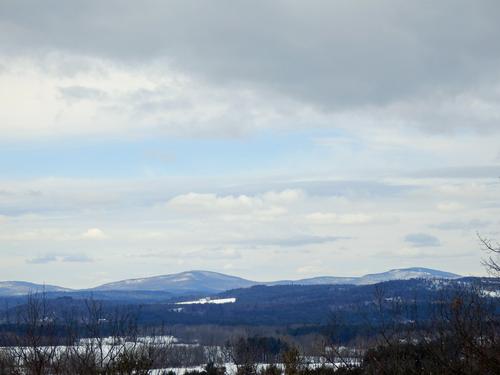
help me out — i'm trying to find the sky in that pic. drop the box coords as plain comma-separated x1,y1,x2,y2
1,0,499,288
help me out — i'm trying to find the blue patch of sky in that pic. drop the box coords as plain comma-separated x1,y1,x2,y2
0,129,352,179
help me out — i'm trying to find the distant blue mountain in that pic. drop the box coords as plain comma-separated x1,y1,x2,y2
355,267,461,284
93,270,256,294
0,281,71,296
0,267,461,297
285,267,461,286
92,267,460,293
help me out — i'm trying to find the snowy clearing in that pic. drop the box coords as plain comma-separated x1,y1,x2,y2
176,297,236,305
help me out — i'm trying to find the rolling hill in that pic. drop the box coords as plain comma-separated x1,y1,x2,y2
0,281,71,296
92,270,257,294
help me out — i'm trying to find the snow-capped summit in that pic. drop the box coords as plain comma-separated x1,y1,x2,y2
357,267,461,284
273,267,461,286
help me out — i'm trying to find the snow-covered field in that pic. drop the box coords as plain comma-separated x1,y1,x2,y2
1,336,356,375
150,361,354,375
176,297,236,305
482,289,500,298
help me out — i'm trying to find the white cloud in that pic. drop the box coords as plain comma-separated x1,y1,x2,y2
262,189,305,204
168,193,255,211
436,202,464,212
296,264,323,275
82,228,106,239
0,229,72,242
0,58,311,140
404,233,441,248
166,189,303,216
306,212,372,225
26,253,93,264
0,174,497,286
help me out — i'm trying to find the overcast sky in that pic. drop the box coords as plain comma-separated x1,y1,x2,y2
1,1,499,288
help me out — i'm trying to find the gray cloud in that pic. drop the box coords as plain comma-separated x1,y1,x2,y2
26,254,93,264
1,1,500,132
26,255,58,264
0,178,416,217
248,235,347,247
405,233,441,247
61,254,93,263
59,85,106,101
412,165,500,179
186,248,242,260
221,180,416,199
431,219,490,231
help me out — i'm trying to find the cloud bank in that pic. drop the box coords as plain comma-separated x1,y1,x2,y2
0,2,499,287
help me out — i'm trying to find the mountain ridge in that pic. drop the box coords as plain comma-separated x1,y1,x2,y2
0,281,72,296
0,267,462,297
93,270,256,294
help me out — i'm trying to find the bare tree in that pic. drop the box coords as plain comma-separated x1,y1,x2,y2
479,234,500,276
7,291,60,375
0,293,176,374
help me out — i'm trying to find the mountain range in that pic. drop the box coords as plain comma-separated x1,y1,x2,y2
0,281,71,296
0,267,461,297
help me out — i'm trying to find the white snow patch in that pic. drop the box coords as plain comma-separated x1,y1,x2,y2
170,277,192,282
482,290,500,298
176,297,236,305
